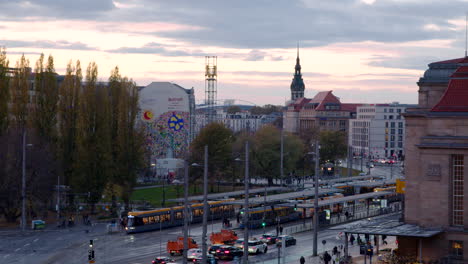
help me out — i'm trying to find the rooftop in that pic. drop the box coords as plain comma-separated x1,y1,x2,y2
340,214,443,238
431,66,468,112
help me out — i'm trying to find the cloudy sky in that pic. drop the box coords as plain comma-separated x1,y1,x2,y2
1,0,467,105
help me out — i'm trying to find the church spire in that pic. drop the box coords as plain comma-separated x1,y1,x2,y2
290,44,305,101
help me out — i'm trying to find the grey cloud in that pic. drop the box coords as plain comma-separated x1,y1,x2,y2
108,42,209,57
0,40,97,50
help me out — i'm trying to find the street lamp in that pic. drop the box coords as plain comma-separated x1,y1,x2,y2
307,141,320,256
21,131,33,231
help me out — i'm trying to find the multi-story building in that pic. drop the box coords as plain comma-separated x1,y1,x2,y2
283,90,360,135
400,56,468,263
349,103,416,159
194,108,281,134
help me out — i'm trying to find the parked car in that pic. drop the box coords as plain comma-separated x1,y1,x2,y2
151,257,175,264
275,235,297,247
188,248,203,256
233,238,244,249
260,233,279,245
213,245,243,260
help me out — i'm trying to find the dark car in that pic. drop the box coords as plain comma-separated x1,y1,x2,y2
151,257,176,264
260,234,279,245
276,235,297,247
214,245,243,260
208,244,223,255
191,253,218,264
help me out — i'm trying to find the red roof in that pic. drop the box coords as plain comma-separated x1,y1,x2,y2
313,91,341,111
431,57,468,64
341,103,362,112
431,66,468,112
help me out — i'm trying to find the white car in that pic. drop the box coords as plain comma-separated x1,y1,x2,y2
236,240,268,254
187,248,203,257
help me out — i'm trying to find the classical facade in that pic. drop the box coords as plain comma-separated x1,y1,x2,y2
401,57,468,263
283,90,360,135
349,103,415,159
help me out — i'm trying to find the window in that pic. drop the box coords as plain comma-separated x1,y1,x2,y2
320,121,326,126
397,109,402,113
390,135,395,141
384,115,387,119
450,241,463,258
385,122,389,128
389,115,394,119
398,142,402,148
340,120,346,127
391,122,395,128
398,136,403,141
390,142,395,148
389,108,394,113
384,108,387,113
396,115,401,120
391,129,395,134
398,122,403,128
452,155,464,226
398,129,403,134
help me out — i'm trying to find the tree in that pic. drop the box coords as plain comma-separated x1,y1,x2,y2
319,130,347,163
33,54,58,143
190,122,234,192
73,62,112,211
250,104,282,115
226,105,241,114
0,47,9,135
251,125,304,185
58,60,82,186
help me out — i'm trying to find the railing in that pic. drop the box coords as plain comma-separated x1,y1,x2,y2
283,203,402,236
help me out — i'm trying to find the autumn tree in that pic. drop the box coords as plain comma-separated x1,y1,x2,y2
58,60,82,187
0,47,9,135
226,105,241,114
319,130,347,163
190,122,234,192
33,54,58,143
251,125,304,185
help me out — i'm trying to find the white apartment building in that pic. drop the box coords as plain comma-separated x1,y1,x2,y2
349,103,416,159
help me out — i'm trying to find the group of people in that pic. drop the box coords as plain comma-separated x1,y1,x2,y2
299,245,343,264
349,234,387,246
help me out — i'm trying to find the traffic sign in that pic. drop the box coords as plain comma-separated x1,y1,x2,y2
396,179,406,193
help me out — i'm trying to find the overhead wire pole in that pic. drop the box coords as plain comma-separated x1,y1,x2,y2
313,141,320,256
280,129,284,186
202,145,209,264
183,161,189,264
243,141,250,264
21,130,26,231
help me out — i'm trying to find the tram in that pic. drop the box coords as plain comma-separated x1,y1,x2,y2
126,200,235,233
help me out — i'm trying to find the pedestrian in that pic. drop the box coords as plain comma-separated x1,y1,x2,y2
332,246,338,256
357,235,362,245
300,256,305,264
276,225,280,236
382,235,388,245
323,251,332,264
345,211,349,220
236,213,240,224
374,235,378,246
279,225,283,235
350,234,355,245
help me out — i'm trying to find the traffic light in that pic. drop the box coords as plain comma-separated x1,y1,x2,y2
294,204,297,211
240,210,244,215
261,219,266,227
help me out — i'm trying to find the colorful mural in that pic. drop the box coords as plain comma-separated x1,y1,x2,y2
143,111,189,159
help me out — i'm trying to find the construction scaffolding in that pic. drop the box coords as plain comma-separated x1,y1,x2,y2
205,56,217,123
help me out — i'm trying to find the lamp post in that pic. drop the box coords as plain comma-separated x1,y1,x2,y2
242,141,250,264
183,161,189,264
312,141,320,256
21,131,33,231
202,145,208,264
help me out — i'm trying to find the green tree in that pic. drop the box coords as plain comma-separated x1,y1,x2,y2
10,55,30,130
252,125,304,185
319,130,347,163
0,47,9,135
190,122,234,192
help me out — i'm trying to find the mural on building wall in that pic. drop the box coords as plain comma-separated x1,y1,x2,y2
142,111,189,159
139,83,191,161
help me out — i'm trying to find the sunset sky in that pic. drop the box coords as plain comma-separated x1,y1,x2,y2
1,0,467,105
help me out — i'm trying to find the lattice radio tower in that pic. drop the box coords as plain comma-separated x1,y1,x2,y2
205,56,217,123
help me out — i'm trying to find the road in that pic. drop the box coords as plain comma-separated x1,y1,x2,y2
0,208,398,264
